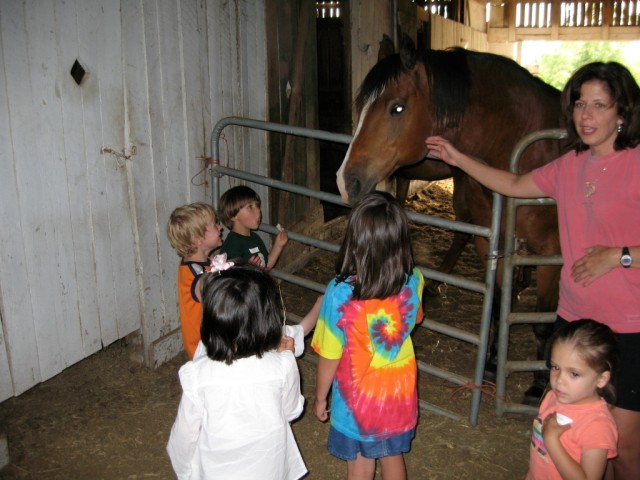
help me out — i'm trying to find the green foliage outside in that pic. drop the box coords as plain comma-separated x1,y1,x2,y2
536,42,640,90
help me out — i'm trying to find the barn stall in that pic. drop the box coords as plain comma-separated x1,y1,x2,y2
1,0,639,475
2,0,636,410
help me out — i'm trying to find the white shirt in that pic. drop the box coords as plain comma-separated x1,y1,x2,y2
167,350,307,480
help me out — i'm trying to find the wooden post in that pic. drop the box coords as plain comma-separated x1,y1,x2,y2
278,2,311,223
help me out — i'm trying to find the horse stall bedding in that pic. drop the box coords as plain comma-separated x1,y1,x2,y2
0,181,538,479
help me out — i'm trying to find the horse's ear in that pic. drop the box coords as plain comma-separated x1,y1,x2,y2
399,33,417,69
378,34,395,61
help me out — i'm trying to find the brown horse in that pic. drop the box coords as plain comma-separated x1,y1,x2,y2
337,36,565,403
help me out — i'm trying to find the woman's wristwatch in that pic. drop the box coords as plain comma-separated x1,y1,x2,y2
620,247,632,268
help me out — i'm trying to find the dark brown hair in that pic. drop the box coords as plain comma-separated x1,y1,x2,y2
335,191,415,300
550,319,618,403
562,61,640,152
218,186,261,229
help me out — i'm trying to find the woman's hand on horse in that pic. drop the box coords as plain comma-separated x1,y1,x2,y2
571,245,618,287
425,136,462,166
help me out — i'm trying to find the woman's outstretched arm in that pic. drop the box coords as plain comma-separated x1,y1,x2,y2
425,136,546,199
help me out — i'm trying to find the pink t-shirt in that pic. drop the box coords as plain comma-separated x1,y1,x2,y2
528,391,617,480
532,146,640,333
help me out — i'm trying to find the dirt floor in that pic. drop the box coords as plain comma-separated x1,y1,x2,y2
0,181,541,479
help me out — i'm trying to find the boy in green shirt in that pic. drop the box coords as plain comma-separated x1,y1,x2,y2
219,185,287,270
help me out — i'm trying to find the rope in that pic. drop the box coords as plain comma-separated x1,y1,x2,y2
448,380,506,402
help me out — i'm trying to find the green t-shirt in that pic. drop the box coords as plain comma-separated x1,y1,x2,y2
220,231,269,267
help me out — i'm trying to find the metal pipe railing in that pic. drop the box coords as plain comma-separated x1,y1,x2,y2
495,128,567,417
209,116,503,425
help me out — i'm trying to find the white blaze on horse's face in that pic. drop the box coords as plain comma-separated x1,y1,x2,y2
337,97,374,203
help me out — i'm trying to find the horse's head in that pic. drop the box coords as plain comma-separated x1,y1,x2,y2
337,36,433,203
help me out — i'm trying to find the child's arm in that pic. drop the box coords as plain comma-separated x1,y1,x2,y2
543,413,608,480
313,356,339,422
299,295,323,336
277,336,295,353
266,230,288,270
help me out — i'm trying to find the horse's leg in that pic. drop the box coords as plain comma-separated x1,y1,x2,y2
424,176,472,296
437,178,472,276
395,172,471,298
522,264,560,405
394,176,411,205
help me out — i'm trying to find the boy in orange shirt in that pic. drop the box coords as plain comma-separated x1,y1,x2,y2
167,202,223,359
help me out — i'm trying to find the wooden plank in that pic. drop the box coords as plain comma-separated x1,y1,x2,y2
53,0,103,359
151,0,197,356
207,0,239,194
27,0,87,377
2,0,65,388
0,0,31,400
122,0,171,364
96,0,140,343
80,0,140,345
75,0,118,348
349,0,391,125
488,24,640,42
244,0,268,179
239,1,260,185
149,0,182,322
180,0,210,201
160,0,207,340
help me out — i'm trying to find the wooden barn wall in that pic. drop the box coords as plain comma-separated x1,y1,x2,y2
264,0,323,260
0,0,268,400
348,0,394,128
428,11,489,51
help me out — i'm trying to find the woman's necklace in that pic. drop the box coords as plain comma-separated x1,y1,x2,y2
584,152,615,199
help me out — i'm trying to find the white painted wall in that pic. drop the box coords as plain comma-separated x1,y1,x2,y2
0,0,268,400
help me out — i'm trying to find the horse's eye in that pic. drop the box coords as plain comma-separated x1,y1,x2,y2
391,104,405,115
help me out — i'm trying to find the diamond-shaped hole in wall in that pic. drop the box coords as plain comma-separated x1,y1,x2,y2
70,59,86,85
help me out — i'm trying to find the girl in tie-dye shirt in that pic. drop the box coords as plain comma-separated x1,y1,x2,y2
312,191,424,479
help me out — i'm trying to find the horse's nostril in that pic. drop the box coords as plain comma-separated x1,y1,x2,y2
346,176,361,202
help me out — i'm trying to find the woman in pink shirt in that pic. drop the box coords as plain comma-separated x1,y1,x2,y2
426,61,640,479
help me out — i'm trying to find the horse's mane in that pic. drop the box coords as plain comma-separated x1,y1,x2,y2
355,47,560,132
421,48,471,131
354,48,471,131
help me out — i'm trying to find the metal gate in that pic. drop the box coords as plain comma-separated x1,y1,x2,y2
495,129,567,416
209,117,503,425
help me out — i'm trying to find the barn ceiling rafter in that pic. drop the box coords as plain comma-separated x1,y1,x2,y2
487,1,640,42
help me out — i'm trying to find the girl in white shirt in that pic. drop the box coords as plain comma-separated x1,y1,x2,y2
167,263,307,480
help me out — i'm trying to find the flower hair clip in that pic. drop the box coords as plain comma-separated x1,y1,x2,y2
210,253,234,274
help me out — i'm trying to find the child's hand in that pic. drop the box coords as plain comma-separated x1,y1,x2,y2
274,230,288,248
277,336,295,353
248,255,262,267
542,412,570,440
313,397,329,423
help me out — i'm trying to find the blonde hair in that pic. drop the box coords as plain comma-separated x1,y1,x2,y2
167,202,217,257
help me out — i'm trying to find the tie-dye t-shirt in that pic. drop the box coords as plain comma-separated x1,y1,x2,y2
311,267,424,441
